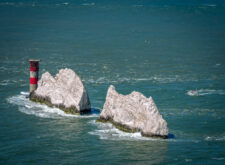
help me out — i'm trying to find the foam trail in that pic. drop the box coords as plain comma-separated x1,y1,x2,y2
187,89,225,96
7,92,99,119
205,136,225,141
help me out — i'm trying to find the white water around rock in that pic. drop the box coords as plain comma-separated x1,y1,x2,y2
99,85,169,138
7,92,98,119
33,68,91,112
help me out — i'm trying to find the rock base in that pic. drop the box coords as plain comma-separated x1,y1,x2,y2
96,117,168,139
30,92,91,115
96,117,139,133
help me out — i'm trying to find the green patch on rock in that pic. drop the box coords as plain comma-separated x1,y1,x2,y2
29,92,80,115
96,117,168,139
96,118,107,123
96,117,138,133
141,132,168,139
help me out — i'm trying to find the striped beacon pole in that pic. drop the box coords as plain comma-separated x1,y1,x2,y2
29,59,40,96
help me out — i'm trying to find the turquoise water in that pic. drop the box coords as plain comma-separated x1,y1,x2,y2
0,1,225,164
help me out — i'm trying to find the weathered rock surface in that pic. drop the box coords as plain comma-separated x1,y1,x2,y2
30,68,91,114
97,85,168,138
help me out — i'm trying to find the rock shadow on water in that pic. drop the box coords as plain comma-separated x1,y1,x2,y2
168,133,175,139
82,107,100,116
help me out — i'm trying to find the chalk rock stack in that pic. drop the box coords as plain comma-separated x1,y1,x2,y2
98,85,168,138
30,68,91,114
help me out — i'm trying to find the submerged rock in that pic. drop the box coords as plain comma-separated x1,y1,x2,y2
30,68,91,114
97,85,168,138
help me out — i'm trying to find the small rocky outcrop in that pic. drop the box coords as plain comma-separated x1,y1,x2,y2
97,85,168,138
30,68,91,114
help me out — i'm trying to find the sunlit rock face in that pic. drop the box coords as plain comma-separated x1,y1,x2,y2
98,85,168,138
30,68,91,114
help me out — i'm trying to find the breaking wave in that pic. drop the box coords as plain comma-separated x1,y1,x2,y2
187,89,225,96
6,92,99,119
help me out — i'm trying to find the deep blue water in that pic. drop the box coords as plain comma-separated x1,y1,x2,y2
0,0,225,164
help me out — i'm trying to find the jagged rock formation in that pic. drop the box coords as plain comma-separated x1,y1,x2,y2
30,68,91,114
97,85,168,138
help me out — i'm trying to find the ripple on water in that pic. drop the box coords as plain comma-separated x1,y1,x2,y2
0,79,27,86
6,92,222,143
82,75,199,85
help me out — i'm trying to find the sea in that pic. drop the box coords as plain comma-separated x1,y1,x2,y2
0,0,225,164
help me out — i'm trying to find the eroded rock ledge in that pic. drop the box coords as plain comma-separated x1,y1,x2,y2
30,68,91,114
97,85,168,138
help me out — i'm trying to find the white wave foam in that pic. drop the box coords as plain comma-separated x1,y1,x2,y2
88,120,148,141
88,120,177,141
0,83,9,86
56,2,69,6
88,120,202,142
81,3,95,6
212,157,225,160
62,2,69,5
187,90,199,96
185,159,192,162
204,4,217,7
205,136,225,141
0,66,9,71
187,89,225,96
96,77,106,84
7,92,99,119
20,91,29,95
129,76,184,83
0,80,11,86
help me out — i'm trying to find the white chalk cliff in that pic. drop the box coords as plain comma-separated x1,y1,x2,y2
98,85,168,138
30,68,91,114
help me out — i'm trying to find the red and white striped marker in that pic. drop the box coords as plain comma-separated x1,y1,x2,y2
29,59,40,94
